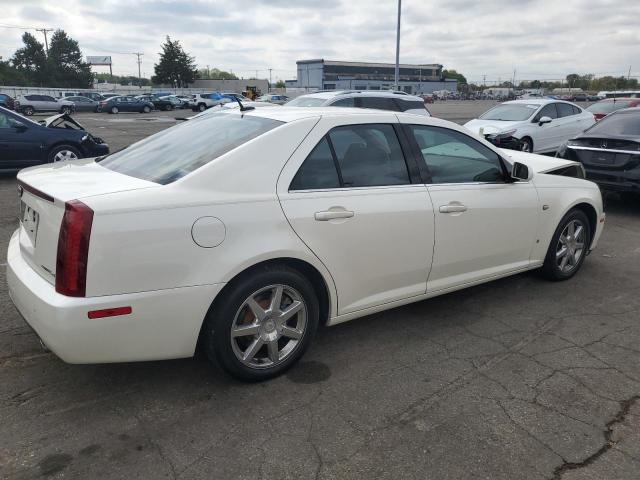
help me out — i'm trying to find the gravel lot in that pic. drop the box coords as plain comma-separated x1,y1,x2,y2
1,101,639,480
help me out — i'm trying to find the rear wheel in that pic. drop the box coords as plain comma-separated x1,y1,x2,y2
60,106,72,115
203,265,319,381
542,209,591,280
110,106,119,114
164,104,173,111
142,105,151,113
48,144,81,163
520,137,533,153
198,103,206,112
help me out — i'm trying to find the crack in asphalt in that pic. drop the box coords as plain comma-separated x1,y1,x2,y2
550,396,640,479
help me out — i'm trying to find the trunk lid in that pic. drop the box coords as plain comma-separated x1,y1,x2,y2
568,137,640,169
501,150,582,173
16,159,158,285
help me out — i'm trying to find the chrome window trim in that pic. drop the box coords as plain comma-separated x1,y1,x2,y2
567,145,640,155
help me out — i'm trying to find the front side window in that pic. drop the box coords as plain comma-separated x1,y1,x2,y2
409,125,504,184
285,96,326,107
533,103,558,121
290,124,411,190
99,112,283,184
330,97,355,107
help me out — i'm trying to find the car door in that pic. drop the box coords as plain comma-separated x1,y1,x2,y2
400,121,540,293
41,95,59,112
0,111,42,166
277,115,435,316
531,103,560,152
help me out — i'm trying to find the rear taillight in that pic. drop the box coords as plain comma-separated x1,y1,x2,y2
56,200,94,297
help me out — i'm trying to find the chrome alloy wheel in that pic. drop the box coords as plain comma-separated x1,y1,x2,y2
556,219,586,273
230,285,307,369
53,149,79,162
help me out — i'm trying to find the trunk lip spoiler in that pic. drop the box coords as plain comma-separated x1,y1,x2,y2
17,179,55,203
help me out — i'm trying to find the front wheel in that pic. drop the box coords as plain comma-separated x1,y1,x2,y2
48,144,81,163
110,106,119,114
164,104,173,111
22,106,35,116
520,137,533,153
203,265,319,381
60,106,72,115
541,209,591,281
198,103,206,112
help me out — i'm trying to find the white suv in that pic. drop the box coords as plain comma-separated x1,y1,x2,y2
190,93,231,112
15,94,75,116
285,90,430,116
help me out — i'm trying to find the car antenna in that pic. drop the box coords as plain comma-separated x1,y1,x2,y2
234,97,254,112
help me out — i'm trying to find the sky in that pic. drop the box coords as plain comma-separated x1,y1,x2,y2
0,0,638,84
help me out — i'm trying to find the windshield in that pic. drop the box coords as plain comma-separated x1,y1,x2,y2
586,101,634,114
479,104,538,121
285,96,327,107
584,111,640,136
98,112,283,184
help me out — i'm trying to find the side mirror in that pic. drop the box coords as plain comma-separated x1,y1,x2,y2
511,161,533,181
10,120,27,132
538,116,552,125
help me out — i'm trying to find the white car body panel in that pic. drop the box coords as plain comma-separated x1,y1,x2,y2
464,99,595,153
7,107,605,364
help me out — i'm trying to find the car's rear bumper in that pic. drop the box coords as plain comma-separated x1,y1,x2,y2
7,231,223,364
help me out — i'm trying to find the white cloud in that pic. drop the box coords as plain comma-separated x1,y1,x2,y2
0,0,637,83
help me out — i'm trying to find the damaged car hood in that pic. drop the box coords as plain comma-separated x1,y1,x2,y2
40,113,85,130
500,149,581,173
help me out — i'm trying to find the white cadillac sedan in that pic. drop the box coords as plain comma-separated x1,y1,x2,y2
465,99,596,154
8,107,605,381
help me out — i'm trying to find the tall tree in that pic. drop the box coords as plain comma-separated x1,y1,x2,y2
152,36,198,87
11,32,47,85
46,30,93,88
442,69,467,85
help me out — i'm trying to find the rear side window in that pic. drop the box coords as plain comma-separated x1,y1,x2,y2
397,100,426,112
571,105,581,115
290,138,340,190
330,98,355,107
557,103,575,117
290,124,410,190
25,95,36,100
99,113,283,184
357,97,399,112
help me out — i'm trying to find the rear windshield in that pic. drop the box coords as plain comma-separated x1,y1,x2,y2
586,101,633,114
285,97,326,107
584,111,640,136
98,113,283,184
479,104,538,121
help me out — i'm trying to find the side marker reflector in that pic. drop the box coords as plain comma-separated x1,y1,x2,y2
88,306,132,319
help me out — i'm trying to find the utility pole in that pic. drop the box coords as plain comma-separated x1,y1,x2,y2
394,0,402,91
269,68,273,91
628,66,632,82
132,52,144,86
36,28,54,53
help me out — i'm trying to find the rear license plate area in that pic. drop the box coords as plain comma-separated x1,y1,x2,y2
20,201,39,246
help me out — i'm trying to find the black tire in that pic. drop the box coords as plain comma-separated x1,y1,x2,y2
142,105,151,113
110,106,118,114
541,209,591,281
60,106,72,115
47,144,82,163
203,265,319,382
22,106,34,116
520,137,533,153
164,104,173,111
198,103,206,112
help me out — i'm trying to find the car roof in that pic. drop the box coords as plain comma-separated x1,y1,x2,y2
215,106,430,123
296,90,423,101
503,99,559,106
596,97,639,103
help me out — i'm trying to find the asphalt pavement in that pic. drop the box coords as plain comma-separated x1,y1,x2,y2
1,101,639,480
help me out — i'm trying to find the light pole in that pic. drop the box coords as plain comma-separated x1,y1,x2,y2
394,0,401,91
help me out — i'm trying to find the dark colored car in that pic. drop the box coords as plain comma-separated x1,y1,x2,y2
0,94,15,110
99,96,154,114
557,108,640,195
0,107,109,168
137,95,175,111
586,98,640,121
573,93,588,102
65,96,101,112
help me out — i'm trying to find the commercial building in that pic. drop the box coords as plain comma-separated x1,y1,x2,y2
285,59,457,94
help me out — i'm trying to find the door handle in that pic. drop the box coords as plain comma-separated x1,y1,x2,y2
439,204,467,213
314,209,354,221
